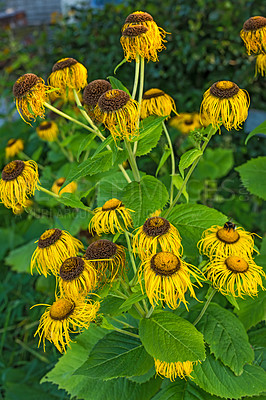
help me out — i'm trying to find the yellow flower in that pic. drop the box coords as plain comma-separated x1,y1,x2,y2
140,89,177,119
48,57,87,94
133,216,182,260
169,113,202,135
51,177,77,196
198,221,258,258
13,199,33,215
138,251,203,310
36,121,58,142
155,359,197,381
83,79,112,117
240,16,266,55
13,73,49,124
121,11,168,62
58,257,97,298
31,229,84,277
89,198,133,235
200,80,250,131
5,139,24,159
205,254,265,298
0,160,39,212
255,53,266,76
34,296,100,352
85,239,126,283
95,89,139,141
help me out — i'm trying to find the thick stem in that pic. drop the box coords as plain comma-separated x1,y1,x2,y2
118,164,132,183
131,55,140,100
163,121,175,204
124,140,141,182
37,185,59,198
134,56,145,155
120,280,146,318
193,288,217,326
124,231,137,274
145,306,154,318
56,138,73,162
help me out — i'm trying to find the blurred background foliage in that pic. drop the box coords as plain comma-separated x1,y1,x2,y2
0,0,265,398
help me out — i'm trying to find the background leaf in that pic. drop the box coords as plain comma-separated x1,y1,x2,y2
234,291,266,330
151,379,221,400
179,149,203,179
235,157,266,200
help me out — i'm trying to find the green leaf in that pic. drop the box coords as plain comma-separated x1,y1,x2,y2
122,175,169,227
5,240,36,273
107,76,131,96
132,116,166,142
119,289,147,312
179,149,203,179
192,350,266,399
193,148,234,180
99,294,125,316
136,122,163,157
172,174,189,202
235,157,266,200
245,120,266,144
77,133,96,161
139,311,205,363
191,303,254,375
151,380,220,400
56,193,91,211
234,291,266,330
97,170,134,206
165,204,227,257
76,331,154,380
156,149,171,177
91,136,114,159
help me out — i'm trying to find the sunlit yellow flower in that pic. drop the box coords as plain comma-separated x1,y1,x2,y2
13,73,49,124
133,216,182,260
34,296,100,352
155,359,197,381
200,80,250,131
140,89,177,119
48,58,87,94
205,254,265,298
31,229,84,277
51,177,77,196
83,79,112,117
89,198,133,235
58,257,97,298
13,199,33,215
36,121,58,142
240,16,266,55
138,251,203,310
95,89,139,141
85,239,126,283
121,11,168,62
169,113,202,134
255,53,266,76
5,139,24,159
0,160,39,212
198,221,258,258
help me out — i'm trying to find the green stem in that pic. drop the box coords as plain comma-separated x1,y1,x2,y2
145,306,154,318
164,126,217,218
118,164,132,183
131,55,140,100
163,121,175,204
124,231,137,274
112,327,139,339
56,138,73,162
37,185,59,199
110,317,135,329
193,288,217,326
124,140,141,182
120,280,146,318
134,56,145,155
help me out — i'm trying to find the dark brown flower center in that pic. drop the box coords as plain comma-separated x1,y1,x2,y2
52,58,78,72
143,89,165,99
184,119,193,125
56,178,65,187
125,12,153,24
49,299,75,320
122,25,148,37
98,89,130,112
2,160,25,181
150,252,180,276
83,80,112,107
38,229,62,248
59,257,85,281
225,256,249,273
243,16,266,32
216,227,240,244
142,217,170,237
7,139,17,147
85,239,117,260
38,122,52,130
13,73,39,98
210,81,239,99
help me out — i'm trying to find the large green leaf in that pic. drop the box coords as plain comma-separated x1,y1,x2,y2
193,148,234,180
97,170,134,206
132,116,166,142
245,120,266,144
234,290,266,330
179,149,203,179
122,175,169,227
108,76,131,96
56,193,91,211
5,240,36,273
191,303,254,375
151,380,220,400
165,204,227,256
235,157,266,200
192,350,266,399
76,331,154,380
139,311,205,363
136,123,163,156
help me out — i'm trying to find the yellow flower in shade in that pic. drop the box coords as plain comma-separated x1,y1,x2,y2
13,199,33,215
121,11,168,62
85,239,126,283
197,221,258,258
48,58,87,94
31,229,84,277
36,121,58,142
133,216,183,260
0,160,39,212
95,89,139,141
5,139,24,159
155,359,197,381
255,53,266,76
140,89,177,119
34,296,100,352
51,177,77,196
58,257,97,298
89,198,133,236
200,80,250,131
83,79,112,117
169,113,202,135
138,251,203,310
205,254,265,298
13,73,49,124
240,16,266,55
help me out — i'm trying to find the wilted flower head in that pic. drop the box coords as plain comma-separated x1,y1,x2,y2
5,139,24,159
36,121,58,142
51,178,77,196
255,53,266,76
140,89,177,119
169,113,202,134
48,58,87,94
240,16,266,55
